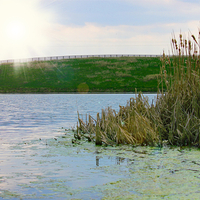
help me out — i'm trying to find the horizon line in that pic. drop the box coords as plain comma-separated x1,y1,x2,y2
0,53,162,64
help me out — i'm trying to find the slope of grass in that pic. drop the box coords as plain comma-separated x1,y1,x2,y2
0,56,161,93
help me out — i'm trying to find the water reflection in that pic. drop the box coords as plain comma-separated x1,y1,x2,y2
96,155,134,166
96,156,100,166
116,156,126,165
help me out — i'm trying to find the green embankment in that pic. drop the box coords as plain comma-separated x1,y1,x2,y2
0,56,161,93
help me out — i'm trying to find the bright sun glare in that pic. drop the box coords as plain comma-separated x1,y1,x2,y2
0,0,53,60
7,21,26,40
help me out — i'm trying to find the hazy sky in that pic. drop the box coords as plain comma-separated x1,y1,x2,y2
0,0,199,60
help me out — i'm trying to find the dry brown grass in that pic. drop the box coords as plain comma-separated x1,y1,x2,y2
86,60,110,67
28,62,56,70
76,90,159,146
86,74,98,78
91,81,101,85
115,71,132,77
143,74,160,82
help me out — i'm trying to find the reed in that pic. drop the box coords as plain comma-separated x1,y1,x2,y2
156,32,200,146
76,90,159,146
75,30,200,147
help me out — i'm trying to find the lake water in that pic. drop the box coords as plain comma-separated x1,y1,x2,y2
0,93,157,142
1,94,200,199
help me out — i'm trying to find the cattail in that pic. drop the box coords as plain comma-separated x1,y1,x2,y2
192,35,198,44
163,51,165,59
167,57,171,65
179,48,181,56
195,59,199,70
189,40,192,52
95,113,102,145
185,39,187,49
180,34,183,47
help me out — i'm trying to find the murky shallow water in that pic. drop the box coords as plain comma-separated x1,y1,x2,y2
1,94,200,199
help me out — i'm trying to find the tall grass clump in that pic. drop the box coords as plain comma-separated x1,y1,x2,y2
75,31,200,147
77,91,159,146
156,32,200,146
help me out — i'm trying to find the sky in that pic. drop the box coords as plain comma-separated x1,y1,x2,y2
0,0,199,60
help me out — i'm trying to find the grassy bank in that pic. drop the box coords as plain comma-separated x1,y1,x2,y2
0,56,161,93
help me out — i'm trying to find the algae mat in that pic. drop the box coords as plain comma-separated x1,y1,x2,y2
1,130,200,199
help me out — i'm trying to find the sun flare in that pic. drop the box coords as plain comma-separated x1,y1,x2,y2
7,21,26,41
0,0,53,60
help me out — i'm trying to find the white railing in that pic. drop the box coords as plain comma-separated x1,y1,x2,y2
0,54,161,64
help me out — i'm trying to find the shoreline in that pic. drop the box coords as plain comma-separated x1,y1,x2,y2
0,91,158,94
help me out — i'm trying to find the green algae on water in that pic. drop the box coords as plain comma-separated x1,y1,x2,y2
1,132,200,199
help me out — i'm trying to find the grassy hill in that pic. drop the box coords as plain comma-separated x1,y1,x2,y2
0,56,162,93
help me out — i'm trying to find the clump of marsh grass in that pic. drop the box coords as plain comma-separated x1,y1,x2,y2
75,30,200,147
76,90,160,146
156,32,200,146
